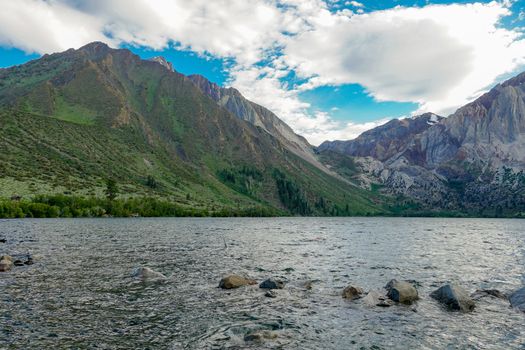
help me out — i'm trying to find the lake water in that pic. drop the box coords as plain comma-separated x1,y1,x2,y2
0,217,524,349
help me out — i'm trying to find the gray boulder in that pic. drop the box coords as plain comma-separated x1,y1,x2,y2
363,290,393,307
385,279,419,304
430,284,475,312
259,278,285,290
509,287,525,312
342,285,364,300
132,267,167,281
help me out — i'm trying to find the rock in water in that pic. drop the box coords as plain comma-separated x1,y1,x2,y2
430,284,475,312
265,290,278,298
342,285,364,300
509,287,525,312
259,278,285,290
0,258,13,272
471,289,506,300
244,330,278,342
13,260,24,266
385,279,419,304
363,291,393,307
0,255,13,263
132,267,167,281
219,275,256,289
24,256,34,265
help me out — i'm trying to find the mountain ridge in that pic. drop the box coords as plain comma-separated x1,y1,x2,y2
0,41,384,216
320,73,525,215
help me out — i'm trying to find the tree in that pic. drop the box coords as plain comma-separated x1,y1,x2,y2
146,175,158,189
105,178,118,201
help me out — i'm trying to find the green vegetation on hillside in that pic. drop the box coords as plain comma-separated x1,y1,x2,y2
0,43,390,217
0,195,281,218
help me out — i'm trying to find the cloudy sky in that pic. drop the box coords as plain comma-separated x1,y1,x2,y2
1,0,525,145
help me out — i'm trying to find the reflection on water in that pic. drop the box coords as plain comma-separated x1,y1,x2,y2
0,217,524,349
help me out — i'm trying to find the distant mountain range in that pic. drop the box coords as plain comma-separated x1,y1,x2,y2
0,42,382,216
319,74,525,216
0,41,523,217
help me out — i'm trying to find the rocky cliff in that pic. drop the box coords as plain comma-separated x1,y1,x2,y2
187,74,323,169
319,74,525,215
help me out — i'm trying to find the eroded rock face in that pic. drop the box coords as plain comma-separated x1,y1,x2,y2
342,285,364,300
148,56,174,72
319,113,443,162
319,71,525,212
509,287,525,312
385,279,419,305
219,275,256,289
187,74,327,172
132,267,167,281
430,284,475,312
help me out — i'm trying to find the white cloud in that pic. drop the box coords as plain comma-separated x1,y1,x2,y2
0,0,525,144
346,1,364,8
0,0,109,53
300,114,392,145
284,2,525,115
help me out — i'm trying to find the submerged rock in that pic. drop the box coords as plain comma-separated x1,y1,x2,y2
244,330,278,342
265,290,278,298
132,267,167,281
509,287,525,312
471,289,506,300
259,278,285,290
363,290,393,307
302,280,315,290
342,285,364,300
219,275,256,289
430,284,475,312
24,256,34,265
385,279,419,304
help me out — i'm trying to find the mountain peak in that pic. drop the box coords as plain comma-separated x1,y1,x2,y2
77,41,111,54
149,56,174,72
188,74,222,100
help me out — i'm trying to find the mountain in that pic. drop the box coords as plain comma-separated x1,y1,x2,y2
187,74,323,168
319,75,525,216
319,113,443,162
0,42,383,216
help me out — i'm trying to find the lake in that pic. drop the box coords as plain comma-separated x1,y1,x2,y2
0,217,524,349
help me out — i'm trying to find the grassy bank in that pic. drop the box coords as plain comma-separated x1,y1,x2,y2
0,195,282,218
1,195,523,219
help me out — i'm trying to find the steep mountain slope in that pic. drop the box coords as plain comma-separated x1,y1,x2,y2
188,74,322,168
319,113,443,162
0,42,383,216
319,75,525,216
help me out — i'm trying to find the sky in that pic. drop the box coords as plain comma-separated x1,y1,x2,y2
1,0,525,145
